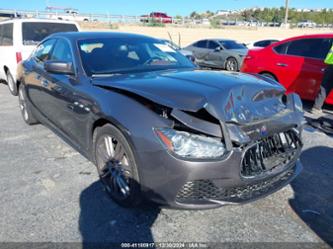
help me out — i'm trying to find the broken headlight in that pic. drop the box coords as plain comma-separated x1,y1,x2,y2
155,128,226,159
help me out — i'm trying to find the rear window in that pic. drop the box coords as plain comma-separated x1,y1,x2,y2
22,22,78,45
0,23,13,46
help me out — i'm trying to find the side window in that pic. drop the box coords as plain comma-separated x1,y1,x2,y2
286,39,316,57
286,38,331,60
254,41,265,47
194,40,207,48
207,41,219,49
273,42,289,55
0,23,13,46
311,38,332,60
32,39,56,63
50,39,73,62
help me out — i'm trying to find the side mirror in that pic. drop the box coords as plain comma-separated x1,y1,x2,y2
215,46,222,52
44,61,74,75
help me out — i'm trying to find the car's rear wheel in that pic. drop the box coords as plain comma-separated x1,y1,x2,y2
18,84,38,125
93,124,142,207
225,57,239,71
6,71,18,96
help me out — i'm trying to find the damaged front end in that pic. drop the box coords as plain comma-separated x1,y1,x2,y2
93,71,304,208
150,91,304,207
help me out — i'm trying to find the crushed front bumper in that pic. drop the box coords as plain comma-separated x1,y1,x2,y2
137,129,302,209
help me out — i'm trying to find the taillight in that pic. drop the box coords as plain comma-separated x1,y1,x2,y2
16,52,22,64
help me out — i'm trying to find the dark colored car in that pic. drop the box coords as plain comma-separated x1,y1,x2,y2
17,32,304,209
241,34,333,105
184,39,248,71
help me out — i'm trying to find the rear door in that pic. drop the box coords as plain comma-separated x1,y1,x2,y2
25,38,57,117
0,23,15,80
285,38,331,100
270,38,331,100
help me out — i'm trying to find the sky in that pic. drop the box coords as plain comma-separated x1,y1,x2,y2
1,0,333,16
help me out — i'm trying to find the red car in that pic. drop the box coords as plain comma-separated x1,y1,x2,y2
140,12,172,24
241,34,333,105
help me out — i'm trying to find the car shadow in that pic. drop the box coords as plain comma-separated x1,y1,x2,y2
289,146,333,246
79,180,160,248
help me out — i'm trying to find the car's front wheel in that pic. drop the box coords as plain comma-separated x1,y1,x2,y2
225,57,239,71
6,71,18,96
93,124,142,207
18,84,38,125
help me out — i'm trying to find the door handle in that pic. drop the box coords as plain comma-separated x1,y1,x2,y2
276,63,288,67
41,80,49,87
321,68,326,72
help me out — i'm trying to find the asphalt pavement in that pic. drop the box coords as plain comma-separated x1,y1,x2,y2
0,83,332,247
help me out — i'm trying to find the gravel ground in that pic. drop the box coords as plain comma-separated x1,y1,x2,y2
0,83,332,247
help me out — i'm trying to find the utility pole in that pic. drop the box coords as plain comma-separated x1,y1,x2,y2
284,0,289,28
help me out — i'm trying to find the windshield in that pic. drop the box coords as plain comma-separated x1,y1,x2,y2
78,37,194,76
219,40,246,50
22,22,78,45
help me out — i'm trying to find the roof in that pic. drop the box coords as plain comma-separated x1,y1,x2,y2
0,18,79,25
275,33,333,45
49,31,158,41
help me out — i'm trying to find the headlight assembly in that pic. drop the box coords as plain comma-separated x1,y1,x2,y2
154,128,226,159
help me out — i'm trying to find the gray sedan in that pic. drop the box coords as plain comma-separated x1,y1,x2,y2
184,39,248,71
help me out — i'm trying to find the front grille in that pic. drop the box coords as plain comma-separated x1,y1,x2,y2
176,167,295,203
241,130,302,178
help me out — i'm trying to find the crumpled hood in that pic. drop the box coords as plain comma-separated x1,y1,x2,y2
92,69,286,124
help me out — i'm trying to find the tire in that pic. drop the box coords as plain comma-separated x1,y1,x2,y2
93,124,142,207
18,84,38,125
6,71,18,96
225,57,239,71
260,72,278,82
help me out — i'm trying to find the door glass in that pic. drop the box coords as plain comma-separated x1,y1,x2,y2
286,38,331,59
32,39,56,63
194,40,207,48
273,42,289,54
0,23,13,46
50,39,73,62
207,41,219,49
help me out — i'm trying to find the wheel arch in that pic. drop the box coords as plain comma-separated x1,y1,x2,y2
90,117,134,162
224,56,238,70
259,71,279,82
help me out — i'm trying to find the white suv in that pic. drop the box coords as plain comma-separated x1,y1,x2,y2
0,18,80,95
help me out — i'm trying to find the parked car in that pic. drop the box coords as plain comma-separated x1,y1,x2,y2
17,32,304,209
246,39,279,49
184,39,248,71
241,34,333,105
297,20,317,28
161,39,196,62
0,18,80,96
48,8,90,22
140,12,172,24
